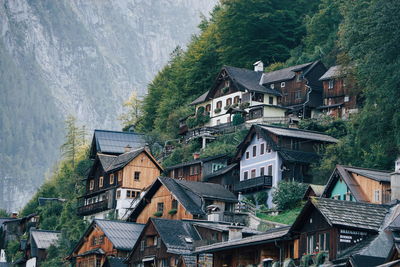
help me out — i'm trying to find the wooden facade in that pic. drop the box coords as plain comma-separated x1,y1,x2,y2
135,184,194,224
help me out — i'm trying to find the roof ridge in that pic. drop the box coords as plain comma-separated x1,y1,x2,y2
257,124,335,136
94,129,144,135
262,61,314,74
339,164,391,173
95,218,144,225
31,229,61,233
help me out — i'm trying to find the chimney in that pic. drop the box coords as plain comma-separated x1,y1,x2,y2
228,225,243,241
124,144,132,153
253,60,264,72
193,152,200,160
391,157,400,201
11,212,18,218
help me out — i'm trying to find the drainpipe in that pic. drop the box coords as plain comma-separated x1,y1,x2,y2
303,77,312,119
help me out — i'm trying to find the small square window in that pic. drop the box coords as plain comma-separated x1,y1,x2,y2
344,96,349,102
126,190,131,198
134,171,140,181
89,180,94,190
270,84,274,89
116,190,121,199
118,171,123,182
157,202,164,214
281,82,286,87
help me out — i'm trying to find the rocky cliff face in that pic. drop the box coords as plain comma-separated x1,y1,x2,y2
0,0,217,211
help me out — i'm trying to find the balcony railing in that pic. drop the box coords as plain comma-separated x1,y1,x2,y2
234,175,273,193
77,200,109,216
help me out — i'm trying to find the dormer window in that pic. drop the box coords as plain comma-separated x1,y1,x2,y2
328,80,334,89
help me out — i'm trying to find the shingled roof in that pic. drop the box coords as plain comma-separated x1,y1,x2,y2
195,226,290,253
164,154,227,171
30,229,61,249
152,218,202,254
322,165,391,202
203,163,238,181
259,125,338,143
319,65,344,81
127,177,238,221
260,61,316,85
89,129,146,158
291,198,390,233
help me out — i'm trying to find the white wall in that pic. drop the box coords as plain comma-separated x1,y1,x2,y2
26,257,37,267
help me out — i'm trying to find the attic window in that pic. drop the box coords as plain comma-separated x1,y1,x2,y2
134,171,140,181
281,82,285,88
185,237,193,243
328,80,334,89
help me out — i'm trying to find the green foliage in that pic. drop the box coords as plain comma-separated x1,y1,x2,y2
168,209,177,215
153,211,163,217
300,254,315,267
6,240,22,262
257,205,303,225
60,115,87,168
315,252,327,265
232,113,245,126
0,209,9,217
272,181,308,210
200,130,248,158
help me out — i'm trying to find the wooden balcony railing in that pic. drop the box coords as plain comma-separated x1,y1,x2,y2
77,200,109,216
234,175,273,193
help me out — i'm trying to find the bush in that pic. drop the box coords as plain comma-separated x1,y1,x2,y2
214,108,221,114
153,211,163,217
315,252,327,265
272,181,308,210
300,254,314,267
168,209,177,215
232,113,245,126
186,117,197,129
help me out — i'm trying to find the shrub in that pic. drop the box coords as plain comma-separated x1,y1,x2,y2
224,104,231,110
239,102,250,109
315,252,327,265
168,209,177,215
272,181,308,210
232,113,245,125
300,254,314,267
214,108,221,114
153,211,163,217
186,117,197,129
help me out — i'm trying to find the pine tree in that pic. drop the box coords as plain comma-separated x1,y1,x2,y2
60,116,86,168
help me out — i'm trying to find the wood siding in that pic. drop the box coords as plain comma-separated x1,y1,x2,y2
122,152,161,190
351,173,391,204
168,163,202,182
135,185,194,224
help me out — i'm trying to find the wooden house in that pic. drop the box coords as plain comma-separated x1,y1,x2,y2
259,61,327,118
127,177,239,224
234,124,338,207
126,218,202,267
317,65,359,119
321,165,391,204
290,198,389,262
1,214,37,249
165,154,229,182
187,62,288,130
68,219,144,267
24,228,60,266
78,147,163,220
195,226,291,267
202,163,239,193
89,129,146,159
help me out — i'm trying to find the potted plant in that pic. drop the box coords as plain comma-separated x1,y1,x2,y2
153,211,162,217
214,108,221,114
168,209,177,215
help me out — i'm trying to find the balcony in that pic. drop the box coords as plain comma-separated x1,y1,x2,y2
234,175,273,193
77,199,109,216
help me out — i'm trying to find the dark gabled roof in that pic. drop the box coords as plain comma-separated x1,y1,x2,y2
291,198,390,233
260,61,315,85
303,184,325,199
0,218,17,228
348,255,386,267
203,163,238,181
278,149,321,164
223,66,281,96
103,256,128,267
319,65,343,81
190,91,209,105
127,177,238,221
95,219,145,251
75,248,105,257
195,226,290,253
152,218,202,254
30,229,61,249
258,124,338,143
90,129,146,158
377,259,400,267
98,154,117,170
190,221,263,235
322,165,391,202
164,154,227,171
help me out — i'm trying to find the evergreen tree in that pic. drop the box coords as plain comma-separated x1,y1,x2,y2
60,116,86,168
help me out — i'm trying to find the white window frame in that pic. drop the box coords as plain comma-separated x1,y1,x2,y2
281,82,285,87
250,169,256,178
90,180,94,190
270,83,274,89
267,165,273,176
99,176,103,188
252,145,257,158
110,174,114,185
328,80,334,89
243,171,249,180
374,190,380,202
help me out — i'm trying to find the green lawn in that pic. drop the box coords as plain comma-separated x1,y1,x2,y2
256,205,303,225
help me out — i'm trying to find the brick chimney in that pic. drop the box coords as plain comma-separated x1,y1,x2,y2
124,144,132,153
391,157,400,201
193,152,200,160
228,225,243,241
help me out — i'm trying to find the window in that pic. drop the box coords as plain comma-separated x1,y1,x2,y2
140,240,145,251
269,97,274,105
244,171,248,180
260,143,265,155
251,169,256,178
217,119,221,125
260,167,265,176
98,235,105,244
110,174,114,185
270,84,274,89
206,104,211,112
116,190,121,199
99,176,103,188
328,80,334,89
118,171,122,182
374,190,381,202
225,80,230,88
134,171,140,181
127,190,131,198
178,168,183,177
157,202,164,214
296,74,302,82
266,144,272,153
252,145,257,157
344,192,352,201
252,93,264,102
245,151,250,159
216,101,222,109
190,165,199,175
281,82,285,88
319,232,330,252
212,163,224,172
332,194,340,200
295,91,301,100
267,165,273,176
172,199,178,210
234,96,240,104
307,234,315,254
89,180,94,190
226,98,232,106
344,95,350,102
